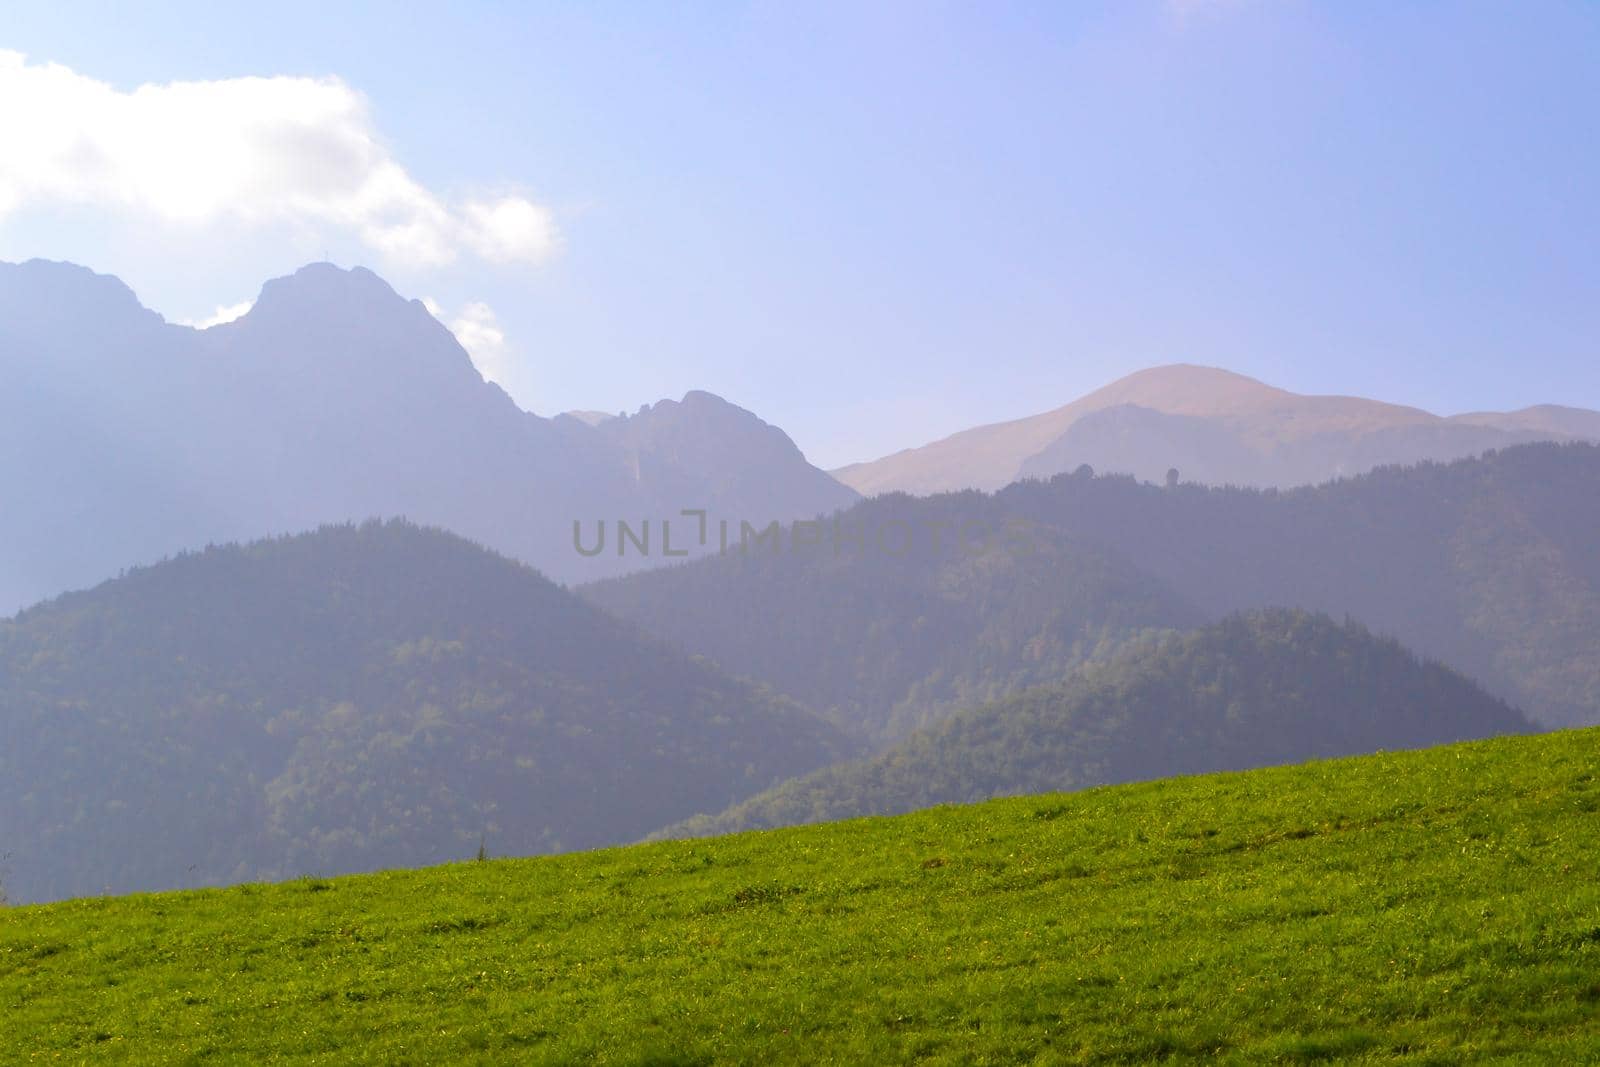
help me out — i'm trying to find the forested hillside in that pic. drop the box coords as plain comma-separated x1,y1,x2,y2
0,521,851,903
585,491,1203,745
1002,442,1600,727
664,611,1530,836
592,443,1600,731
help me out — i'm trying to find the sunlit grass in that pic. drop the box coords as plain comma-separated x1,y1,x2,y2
4,728,1598,1064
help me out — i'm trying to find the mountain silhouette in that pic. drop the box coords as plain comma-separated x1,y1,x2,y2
0,259,857,614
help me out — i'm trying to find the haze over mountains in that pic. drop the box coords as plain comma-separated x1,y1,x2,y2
0,259,855,615
5,255,1599,903
8,256,1596,620
834,364,1600,496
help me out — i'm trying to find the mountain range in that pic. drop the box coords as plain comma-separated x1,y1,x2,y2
5,256,1598,902
0,259,856,615
7,257,1598,619
834,363,1600,495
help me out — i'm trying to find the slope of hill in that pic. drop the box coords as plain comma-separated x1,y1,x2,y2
834,363,1598,495
5,729,1597,1063
0,259,855,614
0,521,852,904
584,491,1204,746
664,611,1529,836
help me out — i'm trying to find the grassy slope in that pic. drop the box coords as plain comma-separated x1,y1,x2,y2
4,728,1599,1064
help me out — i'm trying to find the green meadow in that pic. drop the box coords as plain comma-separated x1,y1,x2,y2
4,728,1598,1064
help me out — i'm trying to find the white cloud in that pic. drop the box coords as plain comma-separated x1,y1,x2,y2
462,197,561,265
426,297,514,387
0,51,560,268
179,299,254,330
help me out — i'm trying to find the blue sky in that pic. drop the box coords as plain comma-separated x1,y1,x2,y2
2,1,1596,468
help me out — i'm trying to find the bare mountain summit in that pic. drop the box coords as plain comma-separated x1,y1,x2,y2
834,364,1599,495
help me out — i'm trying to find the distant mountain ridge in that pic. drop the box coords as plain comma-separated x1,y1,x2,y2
0,259,858,614
834,364,1600,495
